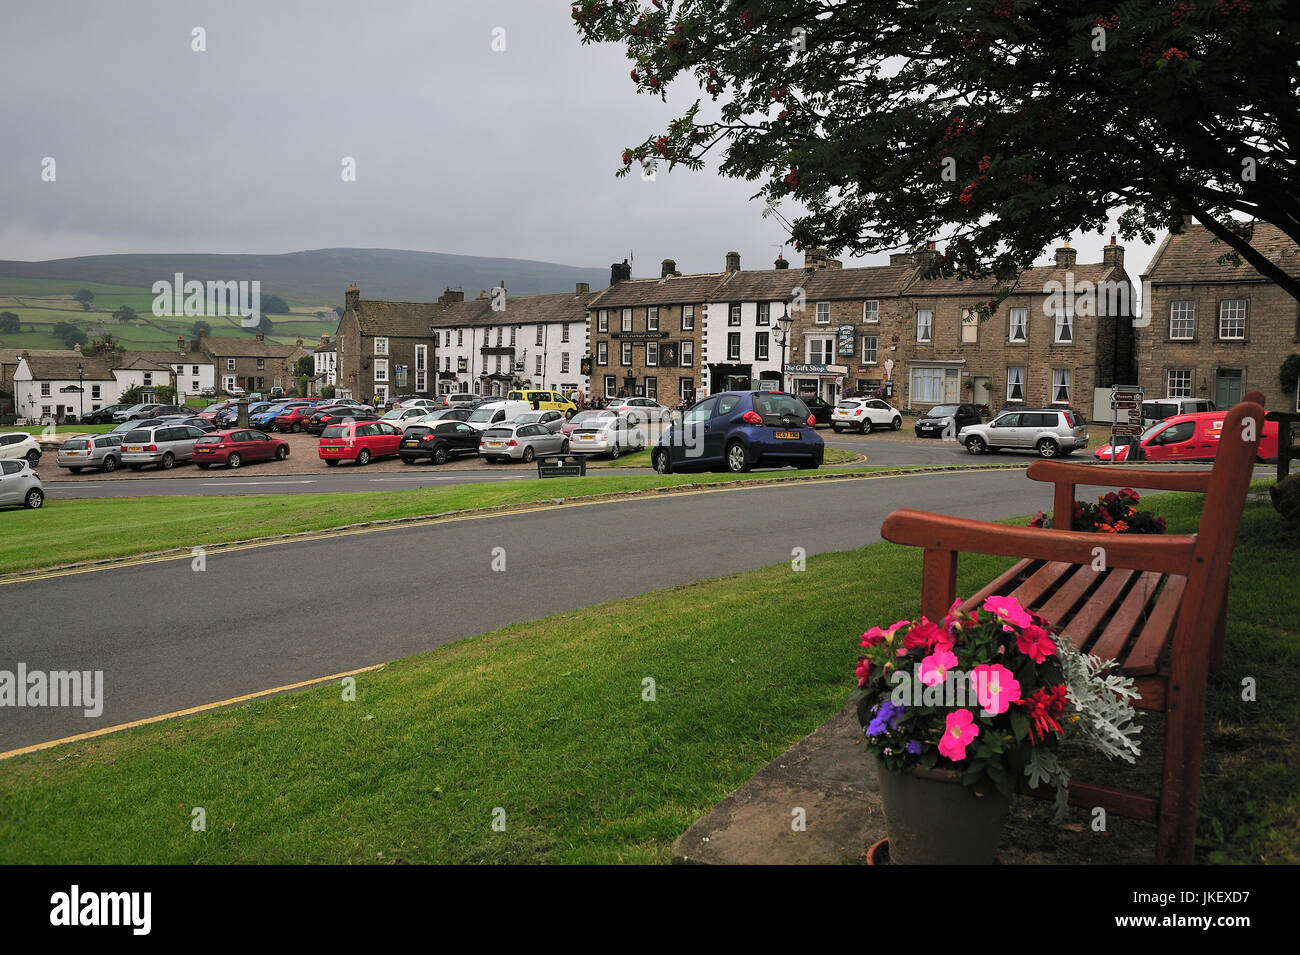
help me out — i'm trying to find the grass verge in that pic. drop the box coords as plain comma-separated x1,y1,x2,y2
0,488,1293,864
595,445,860,469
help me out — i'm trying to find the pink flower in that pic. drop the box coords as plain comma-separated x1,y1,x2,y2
1016,625,1056,664
919,649,958,686
855,658,871,687
938,709,980,761
971,664,1020,715
904,618,941,650
861,620,909,647
982,594,1033,632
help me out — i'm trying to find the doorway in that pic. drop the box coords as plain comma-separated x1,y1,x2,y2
1215,369,1242,409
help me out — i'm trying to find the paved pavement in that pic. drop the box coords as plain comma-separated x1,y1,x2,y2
2,467,1128,753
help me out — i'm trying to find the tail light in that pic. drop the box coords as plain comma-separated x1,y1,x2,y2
146,444,157,451
853,409,862,416
807,414,816,427
421,435,436,442
1064,411,1075,426
741,411,763,424
507,440,518,447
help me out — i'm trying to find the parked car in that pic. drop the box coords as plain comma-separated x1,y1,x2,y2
250,403,292,429
1140,397,1216,426
120,423,208,470
601,396,667,424
81,404,130,425
268,386,286,400
505,390,579,418
562,409,615,438
57,434,123,472
114,403,185,422
479,421,569,463
1095,410,1278,463
960,408,1088,458
193,429,290,469
200,387,217,398
169,415,218,433
110,417,167,435
399,420,483,465
465,400,532,431
318,420,403,466
440,393,481,409
509,410,566,433
198,401,236,421
273,402,322,433
799,395,834,427
225,385,247,397
0,432,42,468
651,391,823,474
0,458,43,509
379,407,433,431
568,412,645,458
410,407,472,427
112,403,152,422
913,403,983,439
307,406,380,434
217,401,272,428
390,397,439,412
831,398,903,434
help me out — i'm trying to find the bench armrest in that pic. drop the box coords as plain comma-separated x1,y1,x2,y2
1025,460,1213,493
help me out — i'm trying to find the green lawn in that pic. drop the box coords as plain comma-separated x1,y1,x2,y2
0,467,898,577
0,489,1293,864
596,445,860,469
10,424,116,436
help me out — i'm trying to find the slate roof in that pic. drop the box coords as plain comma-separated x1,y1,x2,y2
1143,223,1300,285
19,354,116,381
350,300,445,338
586,262,920,308
431,290,595,328
904,262,1123,297
587,273,733,308
199,336,296,358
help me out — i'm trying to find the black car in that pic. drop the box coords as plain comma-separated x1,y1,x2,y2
914,403,983,439
306,406,379,434
399,420,482,465
82,404,130,425
800,395,834,426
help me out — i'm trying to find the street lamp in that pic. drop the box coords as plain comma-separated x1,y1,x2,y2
76,362,84,421
775,308,794,393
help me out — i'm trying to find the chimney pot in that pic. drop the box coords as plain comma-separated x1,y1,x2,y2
1054,243,1078,269
344,284,360,312
725,251,741,273
661,258,677,278
1101,237,1125,270
610,260,632,284
774,254,789,270
575,282,590,295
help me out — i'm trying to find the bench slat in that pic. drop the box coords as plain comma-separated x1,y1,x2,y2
1060,568,1136,651
1037,563,1102,626
1125,575,1188,676
961,559,1035,612
1092,571,1165,665
1008,560,1075,610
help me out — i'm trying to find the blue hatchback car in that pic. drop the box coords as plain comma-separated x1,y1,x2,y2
248,403,289,429
651,391,824,474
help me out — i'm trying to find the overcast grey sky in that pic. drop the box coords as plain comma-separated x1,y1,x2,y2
0,0,1158,280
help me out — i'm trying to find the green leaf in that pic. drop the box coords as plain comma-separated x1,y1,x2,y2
1010,711,1030,742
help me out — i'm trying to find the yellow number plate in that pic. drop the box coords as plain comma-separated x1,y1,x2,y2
774,431,800,439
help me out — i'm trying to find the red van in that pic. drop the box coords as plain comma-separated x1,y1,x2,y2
1096,411,1279,462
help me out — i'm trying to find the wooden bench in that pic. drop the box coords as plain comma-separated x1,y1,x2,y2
880,400,1264,864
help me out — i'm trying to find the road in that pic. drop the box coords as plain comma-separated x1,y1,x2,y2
2,467,1131,752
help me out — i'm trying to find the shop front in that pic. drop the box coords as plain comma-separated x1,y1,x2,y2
784,362,848,404
708,362,753,393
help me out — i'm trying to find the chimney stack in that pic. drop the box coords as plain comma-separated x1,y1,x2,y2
320,333,330,345
661,258,677,278
256,332,265,342
1054,240,1078,270
889,252,915,266
802,247,842,271
774,253,789,270
575,282,590,295
725,251,741,273
438,287,464,305
344,283,360,312
1101,235,1125,270
913,241,939,275
610,260,632,285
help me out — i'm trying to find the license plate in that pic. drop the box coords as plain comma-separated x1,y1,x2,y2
402,441,418,447
578,434,593,440
127,446,142,452
487,441,502,447
197,447,213,453
774,431,800,439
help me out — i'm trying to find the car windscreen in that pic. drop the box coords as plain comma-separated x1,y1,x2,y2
404,426,433,437
468,408,497,422
321,426,348,438
482,428,513,438
927,405,959,417
62,439,90,450
123,430,151,443
195,434,222,444
835,400,863,410
752,393,810,421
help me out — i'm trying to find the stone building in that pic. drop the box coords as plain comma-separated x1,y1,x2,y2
1139,222,1300,411
333,285,443,403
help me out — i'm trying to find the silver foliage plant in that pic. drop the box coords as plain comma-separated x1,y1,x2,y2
1026,633,1144,822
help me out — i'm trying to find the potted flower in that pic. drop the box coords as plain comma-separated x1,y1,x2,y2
855,596,1143,864
1030,487,1167,534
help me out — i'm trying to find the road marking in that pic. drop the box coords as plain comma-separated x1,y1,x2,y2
203,480,316,486
0,664,386,761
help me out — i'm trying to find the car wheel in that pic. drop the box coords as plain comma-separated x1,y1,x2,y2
102,456,118,472
275,445,288,461
68,466,82,474
860,420,873,435
965,436,987,455
325,459,339,467
26,449,40,467
653,449,672,474
523,446,535,463
891,417,902,431
609,442,620,460
401,455,416,465
560,439,569,454
433,446,449,466
160,452,175,470
24,488,43,509
228,452,242,469
357,449,371,466
292,423,301,433
1036,438,1060,458
831,425,842,433
726,440,751,473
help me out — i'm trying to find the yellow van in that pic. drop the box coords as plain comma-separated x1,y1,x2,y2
507,390,578,417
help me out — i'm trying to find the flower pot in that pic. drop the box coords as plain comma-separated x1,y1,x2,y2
876,760,1010,864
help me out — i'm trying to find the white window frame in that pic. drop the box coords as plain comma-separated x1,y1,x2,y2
809,338,835,365
374,337,389,356
861,335,878,365
561,352,570,373
1054,308,1074,344
562,323,571,342
1051,368,1071,403
604,375,617,398
1218,299,1246,340
960,308,978,344
646,342,658,366
757,302,771,326
597,341,608,366
40,382,51,397
1167,369,1192,398
916,310,933,342
728,303,741,326
1008,308,1027,342
415,345,428,392
1007,366,1025,402
862,300,879,323
910,367,945,404
1169,301,1196,340
727,332,741,361
681,305,694,331
227,358,236,370
645,376,657,400
621,308,633,332
373,358,389,383
681,341,694,367
621,342,633,365
535,355,543,375
755,332,769,361
597,309,608,333
816,302,830,325
646,308,658,332
679,377,694,402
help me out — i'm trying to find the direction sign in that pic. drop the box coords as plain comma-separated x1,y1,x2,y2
1112,425,1144,437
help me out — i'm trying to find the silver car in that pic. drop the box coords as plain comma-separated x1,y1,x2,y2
568,412,645,459
0,458,44,509
58,434,124,473
478,422,569,463
960,408,1088,458
120,424,207,470
510,410,566,433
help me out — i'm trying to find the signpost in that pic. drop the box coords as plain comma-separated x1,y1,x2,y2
1109,385,1145,462
537,454,587,478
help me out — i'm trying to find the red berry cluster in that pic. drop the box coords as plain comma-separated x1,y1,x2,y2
1215,0,1250,12
1164,46,1190,61
1170,1,1197,25
654,136,669,155
977,155,992,173
784,168,800,191
943,116,967,142
959,183,977,206
993,0,1015,18
1094,14,1118,30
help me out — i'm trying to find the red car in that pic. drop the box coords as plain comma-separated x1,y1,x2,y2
193,429,290,469
198,400,236,422
318,420,404,466
272,401,321,433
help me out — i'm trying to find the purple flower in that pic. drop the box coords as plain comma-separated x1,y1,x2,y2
866,701,908,737
906,739,922,755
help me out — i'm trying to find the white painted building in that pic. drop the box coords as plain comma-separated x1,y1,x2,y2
12,350,173,422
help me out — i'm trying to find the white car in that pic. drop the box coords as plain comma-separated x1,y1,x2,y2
509,410,567,433
379,407,433,431
0,458,44,509
0,432,42,468
568,412,646,459
831,398,903,434
464,400,532,431
391,397,440,411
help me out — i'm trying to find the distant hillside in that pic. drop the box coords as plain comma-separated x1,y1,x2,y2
0,248,610,306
